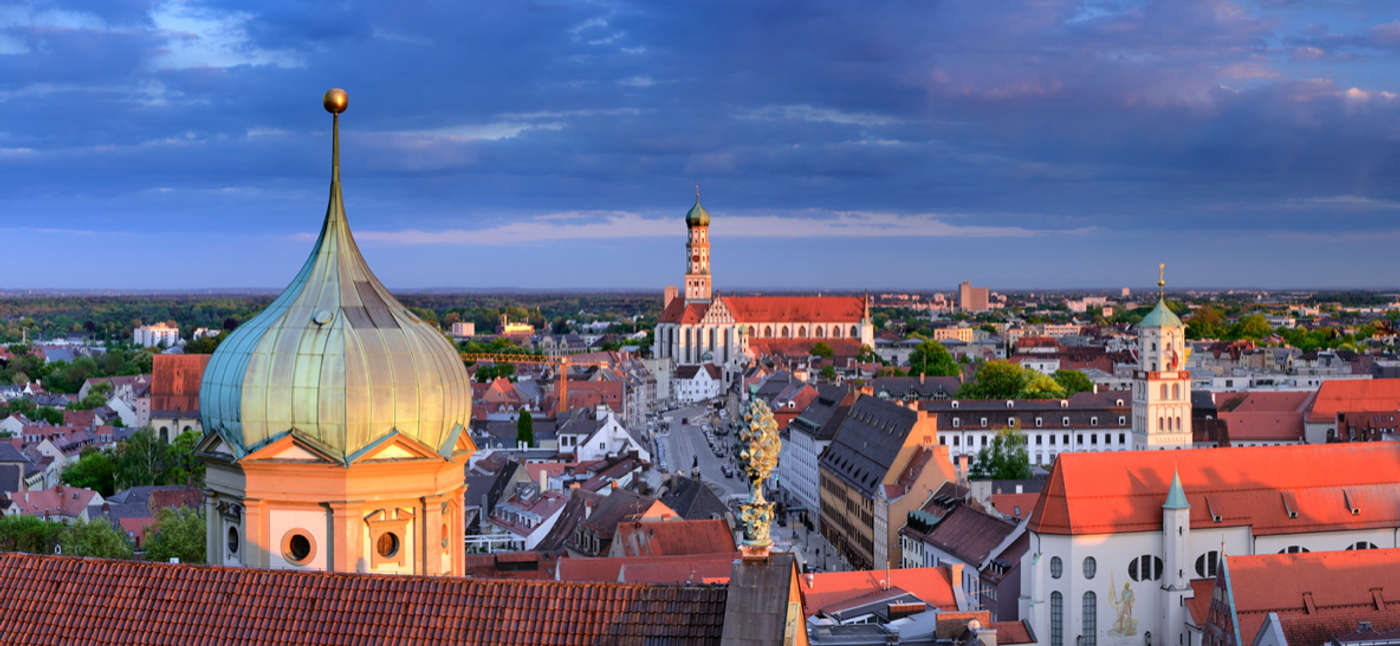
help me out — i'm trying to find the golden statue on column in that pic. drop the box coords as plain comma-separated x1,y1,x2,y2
738,386,781,557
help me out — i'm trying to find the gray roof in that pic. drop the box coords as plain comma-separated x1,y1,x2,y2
820,397,920,496
870,376,960,399
719,553,796,646
659,476,730,521
790,384,853,441
0,444,29,464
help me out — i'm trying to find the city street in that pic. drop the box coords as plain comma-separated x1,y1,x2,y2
656,403,747,499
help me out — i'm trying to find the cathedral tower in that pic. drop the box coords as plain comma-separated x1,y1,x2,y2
1132,265,1192,449
684,190,712,302
197,89,475,576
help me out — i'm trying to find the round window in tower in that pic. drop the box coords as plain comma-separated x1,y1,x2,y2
226,527,240,555
281,530,315,565
377,532,401,558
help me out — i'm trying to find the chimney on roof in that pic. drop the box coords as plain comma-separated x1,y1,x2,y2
538,468,549,492
1093,383,1099,394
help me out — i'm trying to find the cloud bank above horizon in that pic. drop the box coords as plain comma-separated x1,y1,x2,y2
2,0,1400,289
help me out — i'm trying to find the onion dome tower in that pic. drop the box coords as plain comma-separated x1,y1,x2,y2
198,89,475,576
683,187,712,302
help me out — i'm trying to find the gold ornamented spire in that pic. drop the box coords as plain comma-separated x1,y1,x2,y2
738,386,781,558
1159,263,1166,300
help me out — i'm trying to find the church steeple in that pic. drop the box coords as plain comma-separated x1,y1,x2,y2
684,189,712,302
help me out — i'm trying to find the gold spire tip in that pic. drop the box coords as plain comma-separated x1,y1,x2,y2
323,88,348,114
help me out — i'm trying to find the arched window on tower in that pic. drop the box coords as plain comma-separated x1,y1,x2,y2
1160,384,1168,399
1172,383,1180,399
1158,417,1164,431
1176,416,1182,431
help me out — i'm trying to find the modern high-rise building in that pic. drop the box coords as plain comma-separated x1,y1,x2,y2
958,281,990,312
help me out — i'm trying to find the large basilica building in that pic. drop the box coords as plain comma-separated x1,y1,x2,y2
196,90,475,576
653,196,875,382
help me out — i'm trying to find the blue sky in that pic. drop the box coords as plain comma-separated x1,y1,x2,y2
3,0,1400,290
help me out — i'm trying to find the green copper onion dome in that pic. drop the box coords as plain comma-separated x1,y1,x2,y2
1139,298,1183,329
685,195,709,227
199,90,471,462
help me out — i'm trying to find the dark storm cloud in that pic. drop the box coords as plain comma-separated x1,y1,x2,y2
2,0,1400,288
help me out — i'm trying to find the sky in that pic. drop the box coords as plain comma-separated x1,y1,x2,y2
3,0,1400,291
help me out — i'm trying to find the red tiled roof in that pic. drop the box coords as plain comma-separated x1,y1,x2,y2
1225,548,1400,646
798,567,957,617
1029,443,1400,535
0,553,727,645
989,493,1040,521
1187,578,1215,627
748,338,861,360
992,620,1035,644
658,300,710,325
1309,378,1400,423
1220,410,1305,443
62,409,97,429
1227,390,1313,413
727,296,866,324
7,486,100,518
557,553,737,584
611,519,737,557
151,354,211,413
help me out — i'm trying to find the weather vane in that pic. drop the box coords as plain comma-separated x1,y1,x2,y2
737,385,781,558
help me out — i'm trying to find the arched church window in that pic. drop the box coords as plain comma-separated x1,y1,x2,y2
833,326,843,338
708,328,715,347
685,328,692,347
1082,592,1097,646
1127,554,1163,581
1195,551,1219,578
850,325,859,337
227,527,240,555
815,326,825,338
764,326,773,337
798,326,807,338
781,326,790,338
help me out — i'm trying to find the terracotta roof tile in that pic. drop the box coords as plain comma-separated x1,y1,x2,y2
1309,378,1400,423
1225,548,1400,646
1029,443,1400,535
726,296,866,324
797,567,957,617
0,553,727,645
151,354,211,413
611,519,737,557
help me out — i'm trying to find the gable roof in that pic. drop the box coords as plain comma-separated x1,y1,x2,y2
0,552,727,645
904,501,1019,567
1029,443,1400,535
819,396,921,496
797,566,957,618
611,519,737,557
659,476,731,521
151,353,211,413
1224,548,1400,646
725,296,866,323
1309,378,1400,423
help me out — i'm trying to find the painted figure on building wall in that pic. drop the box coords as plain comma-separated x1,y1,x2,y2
1109,579,1138,636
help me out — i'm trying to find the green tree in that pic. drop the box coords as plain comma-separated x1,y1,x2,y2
143,507,206,564
1234,314,1272,339
1052,369,1094,396
1185,305,1225,339
968,427,1032,480
855,344,877,363
0,514,64,554
33,406,63,425
114,427,167,489
61,448,118,496
907,340,960,377
516,409,534,447
810,342,834,359
958,361,1029,399
820,364,837,381
164,430,205,486
1022,373,1067,399
60,519,134,559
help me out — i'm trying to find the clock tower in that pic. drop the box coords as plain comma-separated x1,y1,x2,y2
1132,265,1193,449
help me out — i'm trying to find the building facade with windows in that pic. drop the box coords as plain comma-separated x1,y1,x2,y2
1020,443,1400,646
818,396,954,570
922,390,1133,469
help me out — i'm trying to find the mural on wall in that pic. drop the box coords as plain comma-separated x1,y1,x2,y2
1108,577,1138,636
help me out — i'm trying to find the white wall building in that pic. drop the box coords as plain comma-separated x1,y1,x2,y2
1019,443,1400,646
673,364,722,404
1131,295,1193,449
133,323,180,348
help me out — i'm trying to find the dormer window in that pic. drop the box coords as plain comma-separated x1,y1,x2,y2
980,417,988,428
951,401,959,408
1035,417,1043,428
1006,400,1014,409
1062,416,1070,426
952,418,961,428
1060,400,1068,408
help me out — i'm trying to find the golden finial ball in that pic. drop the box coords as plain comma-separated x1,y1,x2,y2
323,88,348,114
